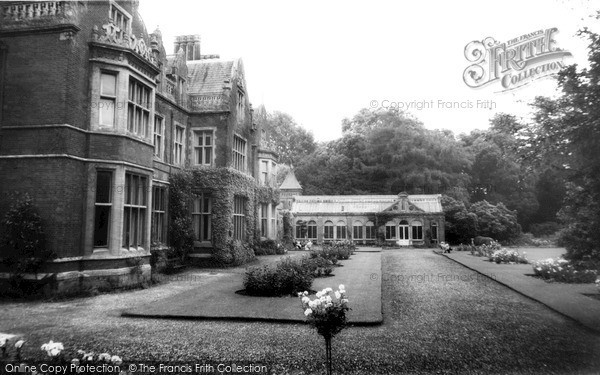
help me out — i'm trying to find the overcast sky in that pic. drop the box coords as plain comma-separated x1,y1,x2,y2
139,0,597,142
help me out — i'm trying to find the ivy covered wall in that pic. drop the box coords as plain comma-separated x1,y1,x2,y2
168,167,280,265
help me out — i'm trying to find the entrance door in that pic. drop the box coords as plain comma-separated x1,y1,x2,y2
398,223,410,246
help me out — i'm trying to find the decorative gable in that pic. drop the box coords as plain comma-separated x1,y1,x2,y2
381,192,425,213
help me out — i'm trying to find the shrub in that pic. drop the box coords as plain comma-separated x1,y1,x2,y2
489,249,528,264
254,239,286,256
302,257,333,277
244,256,314,296
532,258,598,283
530,222,560,238
470,241,501,257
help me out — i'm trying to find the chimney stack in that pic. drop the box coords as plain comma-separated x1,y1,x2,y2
174,35,201,61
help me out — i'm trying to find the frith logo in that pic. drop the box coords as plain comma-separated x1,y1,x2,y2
463,28,572,92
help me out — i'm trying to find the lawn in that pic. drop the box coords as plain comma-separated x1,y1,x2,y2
1,249,599,374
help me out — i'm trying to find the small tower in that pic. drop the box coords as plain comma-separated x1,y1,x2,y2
279,170,303,209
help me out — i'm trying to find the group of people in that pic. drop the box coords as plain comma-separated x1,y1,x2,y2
294,239,313,251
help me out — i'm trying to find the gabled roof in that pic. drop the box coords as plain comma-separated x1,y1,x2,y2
280,171,302,190
186,59,236,112
291,194,443,214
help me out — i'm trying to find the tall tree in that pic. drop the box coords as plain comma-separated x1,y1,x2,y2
523,25,600,261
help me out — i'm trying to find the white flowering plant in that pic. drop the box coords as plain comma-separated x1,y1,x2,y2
596,277,600,293
489,249,528,264
532,258,598,283
41,340,64,358
299,285,350,339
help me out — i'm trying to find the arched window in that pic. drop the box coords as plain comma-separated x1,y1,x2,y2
365,221,375,239
431,222,438,242
307,220,317,240
353,220,363,239
336,220,347,239
412,220,423,240
324,221,334,240
295,220,305,239
385,221,396,240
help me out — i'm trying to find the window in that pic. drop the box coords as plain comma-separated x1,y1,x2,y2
365,221,376,239
271,161,277,182
99,72,116,127
324,221,334,240
336,221,347,239
123,173,148,249
295,220,305,239
153,116,164,159
109,2,130,39
174,125,185,165
260,160,269,184
151,186,167,243
193,130,213,166
412,221,423,240
431,222,438,242
192,193,212,242
233,196,246,240
127,78,151,137
385,221,396,240
353,220,363,239
307,221,317,240
232,135,246,172
270,205,277,238
260,204,268,237
237,89,244,120
93,171,112,247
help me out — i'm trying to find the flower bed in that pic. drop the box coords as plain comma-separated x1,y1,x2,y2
489,249,528,264
532,258,598,283
469,241,502,257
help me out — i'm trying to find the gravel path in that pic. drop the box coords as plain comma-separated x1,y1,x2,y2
1,249,599,374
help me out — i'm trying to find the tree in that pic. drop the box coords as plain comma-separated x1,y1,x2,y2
255,105,317,166
523,25,600,261
470,200,521,243
441,195,478,244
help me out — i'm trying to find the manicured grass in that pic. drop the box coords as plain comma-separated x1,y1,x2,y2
1,250,600,374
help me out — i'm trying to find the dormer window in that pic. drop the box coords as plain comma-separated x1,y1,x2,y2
109,2,130,39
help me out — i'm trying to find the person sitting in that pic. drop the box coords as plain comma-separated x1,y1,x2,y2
305,240,313,251
440,241,452,253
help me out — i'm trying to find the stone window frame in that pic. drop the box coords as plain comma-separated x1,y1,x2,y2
173,123,185,166
108,1,131,39
352,220,363,240
192,128,215,167
151,184,167,244
192,193,212,243
99,71,117,127
122,172,149,251
93,169,114,248
153,114,165,160
232,134,247,172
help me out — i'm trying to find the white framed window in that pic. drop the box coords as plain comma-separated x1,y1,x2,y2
93,170,113,247
192,193,212,242
233,196,246,240
353,220,363,239
295,220,305,239
109,1,131,39
151,185,167,243
99,72,117,127
232,134,247,172
385,221,396,240
153,115,164,160
193,129,214,166
260,204,268,237
365,221,376,239
270,205,277,238
307,220,317,240
260,160,269,184
127,78,151,137
271,161,277,182
174,124,185,165
324,221,334,240
412,220,423,240
336,220,347,239
123,173,148,250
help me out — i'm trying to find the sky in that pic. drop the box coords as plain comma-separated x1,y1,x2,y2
139,0,598,142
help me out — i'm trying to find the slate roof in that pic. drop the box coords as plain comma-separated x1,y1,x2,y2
186,59,235,112
291,195,443,214
280,171,303,190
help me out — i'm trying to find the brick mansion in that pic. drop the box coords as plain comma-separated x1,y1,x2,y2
0,0,444,293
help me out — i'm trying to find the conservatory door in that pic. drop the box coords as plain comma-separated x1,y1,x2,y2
398,224,410,246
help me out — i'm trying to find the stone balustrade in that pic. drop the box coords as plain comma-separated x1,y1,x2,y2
2,2,64,20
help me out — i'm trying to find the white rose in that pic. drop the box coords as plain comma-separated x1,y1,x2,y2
335,291,341,299
304,308,313,316
111,355,123,365
325,287,333,293
316,292,323,298
49,348,60,357
0,338,7,348
14,340,25,349
339,284,345,291
302,296,310,304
